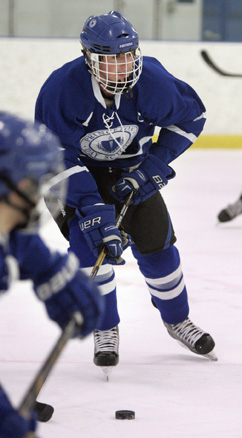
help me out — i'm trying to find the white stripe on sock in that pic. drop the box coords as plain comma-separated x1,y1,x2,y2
148,277,185,300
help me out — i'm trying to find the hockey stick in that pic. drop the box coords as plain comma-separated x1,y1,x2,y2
201,50,242,78
19,192,134,422
19,316,79,421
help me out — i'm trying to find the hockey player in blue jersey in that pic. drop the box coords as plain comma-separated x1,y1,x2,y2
0,112,104,438
35,10,217,373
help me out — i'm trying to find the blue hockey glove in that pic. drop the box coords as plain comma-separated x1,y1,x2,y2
111,155,175,205
77,204,126,265
34,252,104,337
0,386,37,438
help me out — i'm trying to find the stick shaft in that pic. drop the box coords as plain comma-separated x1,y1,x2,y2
19,318,77,417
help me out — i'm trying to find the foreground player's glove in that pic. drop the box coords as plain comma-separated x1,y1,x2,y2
110,155,175,205
77,204,126,265
0,386,37,438
34,252,104,337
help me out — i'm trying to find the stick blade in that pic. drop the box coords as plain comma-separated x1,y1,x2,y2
201,50,242,77
33,401,54,422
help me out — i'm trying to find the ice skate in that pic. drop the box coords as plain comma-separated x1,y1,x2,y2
163,317,217,361
218,194,242,222
93,326,119,380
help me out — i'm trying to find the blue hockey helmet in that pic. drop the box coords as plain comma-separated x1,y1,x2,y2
0,112,64,197
80,11,143,95
0,112,66,229
80,10,139,54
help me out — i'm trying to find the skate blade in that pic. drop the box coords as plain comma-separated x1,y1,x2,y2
177,340,218,361
101,366,114,381
204,350,218,361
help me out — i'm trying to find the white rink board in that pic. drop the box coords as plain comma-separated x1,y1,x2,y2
0,38,242,134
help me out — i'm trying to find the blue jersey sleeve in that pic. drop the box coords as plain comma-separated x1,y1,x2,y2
57,146,104,208
138,57,206,164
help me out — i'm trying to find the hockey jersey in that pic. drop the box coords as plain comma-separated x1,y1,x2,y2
35,55,206,209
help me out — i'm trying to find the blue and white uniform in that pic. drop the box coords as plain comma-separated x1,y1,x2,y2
35,54,206,330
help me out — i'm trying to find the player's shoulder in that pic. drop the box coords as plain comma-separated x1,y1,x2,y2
135,56,177,100
42,56,90,92
141,56,174,84
37,56,94,118
53,56,86,77
143,56,164,69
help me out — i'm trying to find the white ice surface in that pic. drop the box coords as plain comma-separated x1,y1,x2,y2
1,149,242,438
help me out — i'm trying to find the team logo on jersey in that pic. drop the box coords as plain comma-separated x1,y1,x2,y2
80,125,139,161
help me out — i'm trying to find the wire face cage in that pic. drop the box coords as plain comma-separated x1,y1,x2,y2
86,48,143,95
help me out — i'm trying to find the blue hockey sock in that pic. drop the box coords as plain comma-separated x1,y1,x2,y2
95,287,120,330
69,216,120,330
81,265,120,330
131,244,189,324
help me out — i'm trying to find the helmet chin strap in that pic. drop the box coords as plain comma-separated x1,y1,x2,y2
102,80,133,99
0,175,36,206
123,86,133,99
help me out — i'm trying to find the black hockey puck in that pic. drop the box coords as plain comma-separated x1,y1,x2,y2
115,410,135,420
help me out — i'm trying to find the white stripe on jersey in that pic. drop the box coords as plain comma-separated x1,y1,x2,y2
194,111,207,122
166,125,197,143
47,165,89,188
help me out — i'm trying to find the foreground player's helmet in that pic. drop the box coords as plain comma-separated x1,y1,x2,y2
80,10,143,95
0,112,66,230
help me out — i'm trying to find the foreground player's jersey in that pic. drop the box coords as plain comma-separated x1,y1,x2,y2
35,56,206,209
